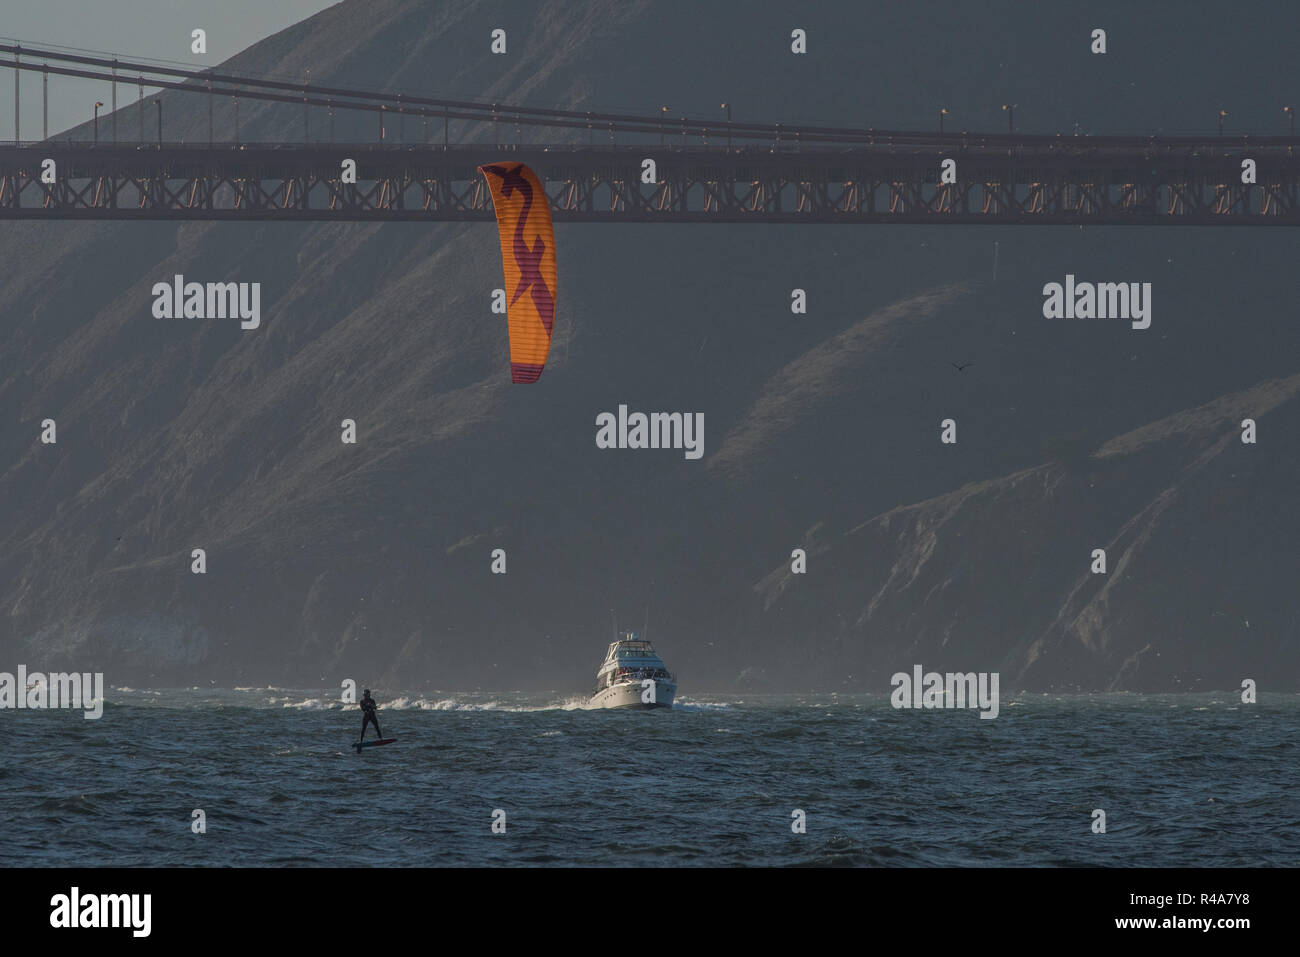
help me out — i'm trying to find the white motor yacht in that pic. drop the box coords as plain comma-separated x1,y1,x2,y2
588,632,676,710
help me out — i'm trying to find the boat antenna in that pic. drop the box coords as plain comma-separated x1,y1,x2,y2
610,608,617,641
643,603,649,640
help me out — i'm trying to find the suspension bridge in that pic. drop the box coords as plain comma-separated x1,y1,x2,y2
2,42,1298,225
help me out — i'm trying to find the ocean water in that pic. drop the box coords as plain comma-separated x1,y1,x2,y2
2,689,1296,867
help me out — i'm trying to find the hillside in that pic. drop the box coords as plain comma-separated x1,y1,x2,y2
1,0,1297,690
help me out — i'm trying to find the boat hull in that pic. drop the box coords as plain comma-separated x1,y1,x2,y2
588,679,676,710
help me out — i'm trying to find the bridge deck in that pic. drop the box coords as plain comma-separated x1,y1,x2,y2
2,143,1297,224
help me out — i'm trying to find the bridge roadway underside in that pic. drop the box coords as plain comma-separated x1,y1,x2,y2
2,143,1298,224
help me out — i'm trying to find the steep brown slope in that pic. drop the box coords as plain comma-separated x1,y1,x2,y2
2,0,1298,690
744,373,1300,691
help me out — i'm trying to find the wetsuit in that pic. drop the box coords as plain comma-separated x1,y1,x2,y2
359,694,382,741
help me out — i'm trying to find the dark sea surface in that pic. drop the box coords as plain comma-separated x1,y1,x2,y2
2,689,1296,867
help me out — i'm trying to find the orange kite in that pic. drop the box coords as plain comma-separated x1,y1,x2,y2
478,162,557,383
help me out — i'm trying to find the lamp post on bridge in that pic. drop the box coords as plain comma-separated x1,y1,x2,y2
93,101,104,144
721,102,732,151
1218,109,1227,136
660,105,669,145
939,107,949,134
1284,106,1294,137
1001,103,1016,134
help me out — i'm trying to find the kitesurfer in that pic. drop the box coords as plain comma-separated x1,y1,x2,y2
359,689,383,743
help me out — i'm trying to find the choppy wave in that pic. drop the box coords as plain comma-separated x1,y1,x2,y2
674,697,732,711
4,691,1297,867
379,694,590,712
100,688,605,712
276,693,589,712
279,698,344,710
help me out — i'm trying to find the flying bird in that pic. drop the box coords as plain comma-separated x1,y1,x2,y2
951,361,973,372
